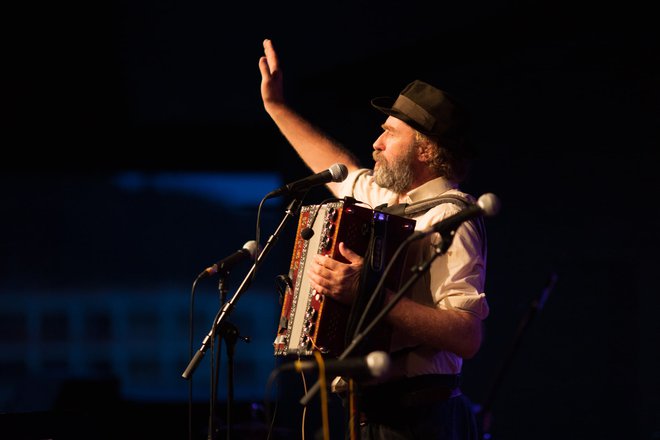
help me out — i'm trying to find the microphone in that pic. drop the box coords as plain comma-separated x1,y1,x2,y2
267,163,348,198
419,193,501,236
197,240,258,279
278,351,390,379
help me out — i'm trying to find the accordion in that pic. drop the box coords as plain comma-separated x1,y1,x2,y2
273,197,416,358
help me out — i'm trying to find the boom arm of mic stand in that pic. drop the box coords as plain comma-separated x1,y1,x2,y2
182,197,304,380
299,233,450,406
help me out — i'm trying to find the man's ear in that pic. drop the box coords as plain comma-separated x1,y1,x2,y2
417,140,436,163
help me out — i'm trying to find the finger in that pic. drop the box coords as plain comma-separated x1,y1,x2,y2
314,254,333,271
338,242,362,264
308,274,329,295
263,39,279,73
308,259,326,277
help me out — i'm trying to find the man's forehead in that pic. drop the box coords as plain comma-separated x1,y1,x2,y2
384,115,414,132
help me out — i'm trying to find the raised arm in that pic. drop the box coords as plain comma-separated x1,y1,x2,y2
258,39,361,195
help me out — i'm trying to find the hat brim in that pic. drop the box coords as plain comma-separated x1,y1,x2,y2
371,96,476,156
370,96,437,138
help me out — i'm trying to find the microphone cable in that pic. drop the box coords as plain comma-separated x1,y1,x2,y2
263,358,282,440
350,232,421,340
254,188,312,280
313,350,330,440
348,378,358,440
187,276,202,440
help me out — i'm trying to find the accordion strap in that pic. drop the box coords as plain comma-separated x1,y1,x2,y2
376,193,486,256
375,194,471,217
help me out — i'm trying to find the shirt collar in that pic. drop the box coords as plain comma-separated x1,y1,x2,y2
387,177,458,206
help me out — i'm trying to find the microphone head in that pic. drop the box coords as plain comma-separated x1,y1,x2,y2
365,351,391,378
329,163,349,182
477,193,501,217
300,227,315,240
242,240,259,260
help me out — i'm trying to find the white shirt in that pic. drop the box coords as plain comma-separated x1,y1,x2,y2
336,168,489,376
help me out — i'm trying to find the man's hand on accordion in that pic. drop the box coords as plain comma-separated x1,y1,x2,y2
308,242,364,305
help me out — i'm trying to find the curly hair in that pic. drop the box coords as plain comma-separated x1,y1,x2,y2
415,131,473,183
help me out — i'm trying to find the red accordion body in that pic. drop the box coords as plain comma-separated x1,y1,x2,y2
273,198,416,358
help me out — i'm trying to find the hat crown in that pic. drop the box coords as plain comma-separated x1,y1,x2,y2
371,79,468,141
401,80,449,109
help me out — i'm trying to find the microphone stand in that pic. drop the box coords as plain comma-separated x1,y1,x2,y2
299,229,456,407
215,319,245,440
182,195,304,379
181,195,302,435
208,272,251,440
476,271,558,439
208,274,227,440
217,275,229,440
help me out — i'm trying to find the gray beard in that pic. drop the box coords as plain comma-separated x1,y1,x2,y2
373,151,416,194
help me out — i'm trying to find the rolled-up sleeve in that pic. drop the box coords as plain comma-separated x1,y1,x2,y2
432,216,489,320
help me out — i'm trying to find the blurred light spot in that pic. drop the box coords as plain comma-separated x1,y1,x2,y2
113,172,282,207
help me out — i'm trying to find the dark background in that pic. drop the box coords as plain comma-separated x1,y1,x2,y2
2,1,659,439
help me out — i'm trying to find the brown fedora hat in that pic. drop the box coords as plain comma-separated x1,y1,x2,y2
371,80,470,145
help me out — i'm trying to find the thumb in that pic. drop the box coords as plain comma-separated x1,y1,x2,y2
338,242,362,265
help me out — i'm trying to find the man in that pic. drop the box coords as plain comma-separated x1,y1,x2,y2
259,38,488,439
